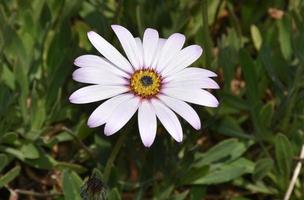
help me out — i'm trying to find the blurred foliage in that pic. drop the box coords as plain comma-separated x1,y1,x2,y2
0,0,304,199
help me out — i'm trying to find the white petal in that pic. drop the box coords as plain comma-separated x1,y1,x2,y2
72,67,128,85
138,100,157,147
155,33,185,72
87,93,133,128
151,99,183,142
161,45,202,76
104,96,140,136
69,85,129,104
163,78,220,89
111,25,142,70
87,31,133,73
162,88,219,107
158,95,201,130
135,37,144,69
151,38,166,69
74,55,130,78
164,67,217,81
143,28,159,67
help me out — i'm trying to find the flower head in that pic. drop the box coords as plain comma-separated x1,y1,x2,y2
69,25,219,147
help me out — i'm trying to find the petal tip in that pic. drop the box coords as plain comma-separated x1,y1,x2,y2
213,100,220,107
111,24,124,31
176,137,183,143
87,119,95,128
104,125,114,136
145,28,158,35
168,33,185,42
143,142,153,148
68,95,75,103
87,31,96,37
104,130,111,136
176,34,186,42
174,33,185,38
71,70,78,79
73,59,79,66
209,71,218,77
195,45,203,54
194,123,201,130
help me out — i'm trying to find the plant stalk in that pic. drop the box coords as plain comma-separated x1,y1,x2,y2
202,0,212,67
103,133,127,184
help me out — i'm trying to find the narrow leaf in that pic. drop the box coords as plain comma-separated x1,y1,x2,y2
250,24,262,50
0,166,21,188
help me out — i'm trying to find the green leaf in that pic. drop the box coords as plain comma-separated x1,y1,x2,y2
253,158,274,181
292,23,304,63
274,133,293,189
207,0,222,25
194,139,249,167
250,24,262,50
189,186,206,200
277,15,292,60
259,103,274,128
21,142,40,159
0,165,21,188
154,185,174,200
62,170,83,200
0,86,14,120
234,179,278,194
0,154,8,172
1,65,15,90
29,99,46,139
218,47,238,90
76,118,94,140
16,60,30,124
192,158,254,185
0,132,18,145
169,190,189,200
56,162,87,174
217,116,252,139
25,150,57,169
259,46,285,93
44,131,74,146
179,166,209,185
239,49,259,103
231,197,251,200
0,146,25,161
46,21,73,107
108,188,121,200
73,20,91,51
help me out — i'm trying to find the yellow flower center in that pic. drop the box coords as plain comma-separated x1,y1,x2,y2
130,69,161,98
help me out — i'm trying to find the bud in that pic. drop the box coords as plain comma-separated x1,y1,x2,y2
80,169,107,200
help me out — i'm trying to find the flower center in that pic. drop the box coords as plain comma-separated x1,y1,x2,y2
140,76,153,86
130,69,161,98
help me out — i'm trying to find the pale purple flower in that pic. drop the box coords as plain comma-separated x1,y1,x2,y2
69,25,219,147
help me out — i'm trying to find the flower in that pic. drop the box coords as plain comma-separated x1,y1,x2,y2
69,25,219,147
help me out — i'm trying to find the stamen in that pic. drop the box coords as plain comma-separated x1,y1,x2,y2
130,69,161,98
140,76,153,87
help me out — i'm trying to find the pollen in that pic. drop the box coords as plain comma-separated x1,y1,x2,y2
130,69,161,98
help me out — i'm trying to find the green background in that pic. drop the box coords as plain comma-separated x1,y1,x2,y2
1,0,304,199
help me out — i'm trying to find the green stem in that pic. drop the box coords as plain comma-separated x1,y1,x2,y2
62,126,96,160
14,189,62,197
281,64,303,131
103,133,127,184
136,4,144,35
226,2,242,40
112,0,122,24
202,0,212,67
